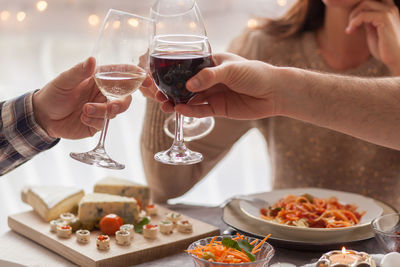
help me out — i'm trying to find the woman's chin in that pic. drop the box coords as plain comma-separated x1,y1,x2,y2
322,0,364,9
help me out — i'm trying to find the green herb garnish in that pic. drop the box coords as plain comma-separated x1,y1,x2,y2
134,217,150,233
301,193,314,203
268,207,283,217
222,237,256,262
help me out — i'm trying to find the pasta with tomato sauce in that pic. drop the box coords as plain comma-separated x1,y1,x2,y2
259,194,365,228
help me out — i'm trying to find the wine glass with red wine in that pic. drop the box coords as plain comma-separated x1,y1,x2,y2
70,9,153,169
149,1,213,165
150,0,215,142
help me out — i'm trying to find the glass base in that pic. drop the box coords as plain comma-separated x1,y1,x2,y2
164,116,215,141
70,148,125,170
154,144,203,165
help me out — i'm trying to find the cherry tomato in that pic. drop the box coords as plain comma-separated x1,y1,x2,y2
99,214,123,235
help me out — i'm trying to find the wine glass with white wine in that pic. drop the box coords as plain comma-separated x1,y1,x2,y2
70,9,154,169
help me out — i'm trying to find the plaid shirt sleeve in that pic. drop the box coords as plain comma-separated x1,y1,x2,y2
0,91,60,176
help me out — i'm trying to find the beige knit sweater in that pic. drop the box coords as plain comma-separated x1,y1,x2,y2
141,29,400,209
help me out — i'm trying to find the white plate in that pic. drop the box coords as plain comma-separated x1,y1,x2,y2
240,188,383,241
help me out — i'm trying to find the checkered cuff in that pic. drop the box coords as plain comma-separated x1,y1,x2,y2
2,91,59,158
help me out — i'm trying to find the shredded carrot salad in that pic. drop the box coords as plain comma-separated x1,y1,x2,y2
186,233,271,264
260,194,365,228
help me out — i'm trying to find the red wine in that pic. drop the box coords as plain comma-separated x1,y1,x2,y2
150,53,213,104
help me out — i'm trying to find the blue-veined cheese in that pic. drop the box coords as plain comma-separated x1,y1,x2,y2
78,193,140,225
21,186,84,222
93,177,151,208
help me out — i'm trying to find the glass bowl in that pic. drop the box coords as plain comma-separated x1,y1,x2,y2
187,235,275,267
371,213,400,252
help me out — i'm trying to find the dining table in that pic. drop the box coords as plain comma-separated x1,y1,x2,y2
0,203,387,267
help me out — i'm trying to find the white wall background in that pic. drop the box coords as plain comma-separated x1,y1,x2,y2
0,0,294,233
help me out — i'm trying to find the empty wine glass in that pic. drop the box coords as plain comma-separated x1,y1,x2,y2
150,0,215,142
149,0,213,165
70,9,153,169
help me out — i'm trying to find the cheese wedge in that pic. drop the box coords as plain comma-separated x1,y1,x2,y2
21,186,84,222
78,193,140,225
94,177,151,208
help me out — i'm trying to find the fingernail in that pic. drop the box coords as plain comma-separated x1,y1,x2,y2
188,78,200,90
111,104,120,114
83,116,92,123
86,105,96,115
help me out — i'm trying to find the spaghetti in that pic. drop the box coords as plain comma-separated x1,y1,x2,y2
260,194,365,228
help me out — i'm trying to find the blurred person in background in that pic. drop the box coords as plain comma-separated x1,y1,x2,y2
1,57,131,175
141,0,400,207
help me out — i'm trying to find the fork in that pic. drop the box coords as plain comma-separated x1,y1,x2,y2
219,195,269,208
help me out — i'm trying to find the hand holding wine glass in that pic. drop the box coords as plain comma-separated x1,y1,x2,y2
149,0,214,165
70,9,153,170
149,0,215,142
33,57,132,139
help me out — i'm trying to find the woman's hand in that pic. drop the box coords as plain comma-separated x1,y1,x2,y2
160,53,281,120
139,75,159,99
137,51,160,100
347,0,400,75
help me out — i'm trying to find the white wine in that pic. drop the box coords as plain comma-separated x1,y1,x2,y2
94,72,147,99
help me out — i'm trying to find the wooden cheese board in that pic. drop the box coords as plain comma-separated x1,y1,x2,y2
8,206,220,267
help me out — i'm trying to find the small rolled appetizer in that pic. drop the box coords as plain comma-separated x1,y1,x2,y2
165,212,181,227
115,230,131,246
120,224,134,240
50,218,66,233
146,204,158,216
76,229,90,244
159,220,173,235
96,235,110,250
177,220,193,234
60,212,76,224
143,224,158,239
56,224,72,238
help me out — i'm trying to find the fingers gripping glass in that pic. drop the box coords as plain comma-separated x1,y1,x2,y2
151,0,215,143
149,0,213,165
70,9,153,169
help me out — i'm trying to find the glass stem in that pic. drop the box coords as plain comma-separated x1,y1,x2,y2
173,112,185,147
94,100,111,153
